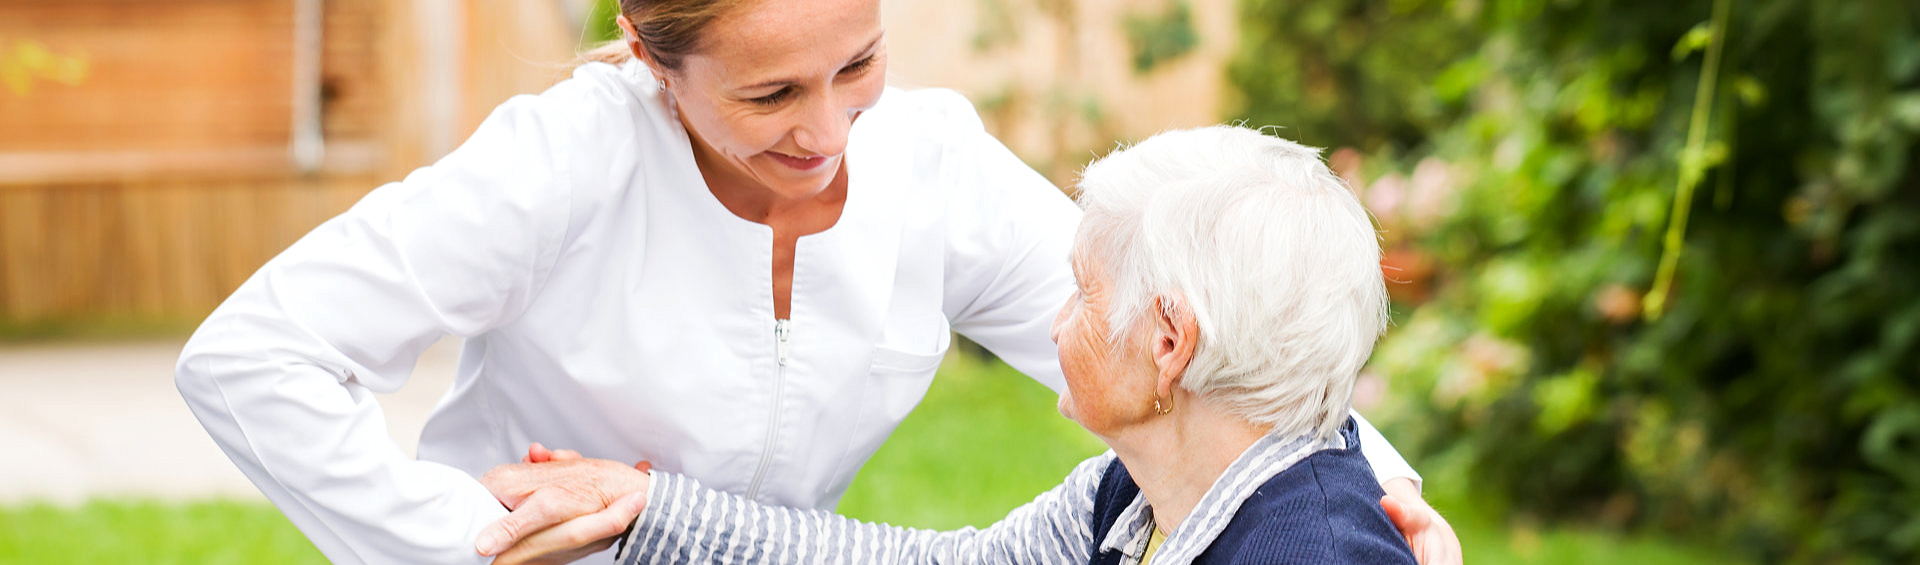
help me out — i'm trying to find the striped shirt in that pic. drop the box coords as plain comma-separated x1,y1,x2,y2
614,431,1341,565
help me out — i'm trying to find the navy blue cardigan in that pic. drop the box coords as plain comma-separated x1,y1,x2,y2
1086,420,1419,565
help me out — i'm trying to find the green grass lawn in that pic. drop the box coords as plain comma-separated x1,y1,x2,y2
0,499,326,565
0,353,1742,564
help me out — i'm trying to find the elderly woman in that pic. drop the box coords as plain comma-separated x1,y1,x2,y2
482,125,1422,565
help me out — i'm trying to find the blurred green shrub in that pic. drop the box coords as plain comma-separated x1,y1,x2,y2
1230,0,1920,562
1124,1,1199,73
583,0,623,46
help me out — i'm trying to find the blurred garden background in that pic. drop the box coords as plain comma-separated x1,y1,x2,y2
2,0,1916,563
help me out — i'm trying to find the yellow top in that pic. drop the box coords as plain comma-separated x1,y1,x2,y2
1142,523,1168,565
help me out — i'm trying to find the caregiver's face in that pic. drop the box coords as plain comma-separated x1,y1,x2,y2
668,0,887,200
1051,248,1154,437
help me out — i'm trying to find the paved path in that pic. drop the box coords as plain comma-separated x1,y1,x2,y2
0,337,459,504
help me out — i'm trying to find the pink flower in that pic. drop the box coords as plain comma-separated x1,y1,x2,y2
1366,173,1409,228
1406,157,1457,230
1354,371,1388,411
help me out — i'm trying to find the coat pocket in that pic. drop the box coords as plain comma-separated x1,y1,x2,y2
869,334,950,373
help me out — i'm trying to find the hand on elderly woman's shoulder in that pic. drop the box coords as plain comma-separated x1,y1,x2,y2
475,444,652,564
1381,478,1464,565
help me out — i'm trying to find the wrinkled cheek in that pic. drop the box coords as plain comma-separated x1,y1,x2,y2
1060,391,1115,437
720,115,783,155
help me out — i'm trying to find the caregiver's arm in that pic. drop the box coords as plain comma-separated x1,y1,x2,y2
1356,412,1423,488
174,83,594,564
930,91,1081,393
1355,414,1459,564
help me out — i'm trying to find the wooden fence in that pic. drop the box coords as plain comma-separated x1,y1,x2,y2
0,0,574,330
0,178,378,324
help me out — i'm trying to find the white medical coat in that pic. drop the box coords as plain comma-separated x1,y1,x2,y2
175,61,1418,565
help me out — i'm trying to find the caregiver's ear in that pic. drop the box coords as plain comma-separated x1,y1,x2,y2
615,15,673,83
1149,294,1198,396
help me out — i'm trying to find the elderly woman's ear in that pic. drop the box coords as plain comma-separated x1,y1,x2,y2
1149,294,1200,401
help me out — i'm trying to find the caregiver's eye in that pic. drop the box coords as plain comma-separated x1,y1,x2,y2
750,87,793,106
840,55,876,76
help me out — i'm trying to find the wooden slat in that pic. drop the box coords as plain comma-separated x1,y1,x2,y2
118,187,166,317
0,142,386,187
323,0,387,139
0,190,48,320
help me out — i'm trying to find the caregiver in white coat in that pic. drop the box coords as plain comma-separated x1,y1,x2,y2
173,0,1458,563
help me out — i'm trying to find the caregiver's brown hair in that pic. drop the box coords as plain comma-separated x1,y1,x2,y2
582,0,752,69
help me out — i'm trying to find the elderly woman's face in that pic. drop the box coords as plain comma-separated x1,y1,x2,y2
1051,250,1156,436
668,0,887,200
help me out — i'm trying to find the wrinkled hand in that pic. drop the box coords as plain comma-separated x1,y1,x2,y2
490,490,646,565
1380,478,1463,565
475,444,652,560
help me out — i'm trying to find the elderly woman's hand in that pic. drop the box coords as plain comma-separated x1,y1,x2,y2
474,446,652,559
1381,478,1463,565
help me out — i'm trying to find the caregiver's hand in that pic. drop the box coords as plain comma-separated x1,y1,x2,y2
489,490,646,565
1381,478,1463,565
474,446,651,559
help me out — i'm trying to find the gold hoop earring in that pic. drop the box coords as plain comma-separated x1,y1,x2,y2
1154,396,1174,415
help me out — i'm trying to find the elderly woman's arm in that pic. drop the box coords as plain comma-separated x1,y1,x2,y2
613,455,1108,565
476,452,1112,565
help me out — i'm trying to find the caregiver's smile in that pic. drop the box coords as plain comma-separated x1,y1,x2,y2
767,150,835,172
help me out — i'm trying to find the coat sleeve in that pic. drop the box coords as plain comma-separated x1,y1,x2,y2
616,453,1114,565
933,93,1083,393
174,89,587,564
1351,412,1422,487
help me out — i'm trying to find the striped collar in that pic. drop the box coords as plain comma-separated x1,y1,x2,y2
1095,428,1344,565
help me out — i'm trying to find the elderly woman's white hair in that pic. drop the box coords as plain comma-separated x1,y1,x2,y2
1073,125,1389,441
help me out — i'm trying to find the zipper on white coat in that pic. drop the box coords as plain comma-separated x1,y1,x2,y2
745,319,790,500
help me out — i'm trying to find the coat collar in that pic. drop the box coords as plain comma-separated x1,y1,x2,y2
1096,425,1347,565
